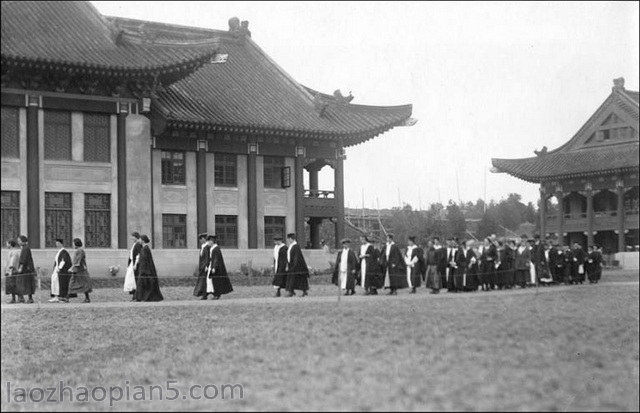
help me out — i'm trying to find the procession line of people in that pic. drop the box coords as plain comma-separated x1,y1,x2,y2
4,235,92,304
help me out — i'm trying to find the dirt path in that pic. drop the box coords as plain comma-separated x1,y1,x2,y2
2,281,638,311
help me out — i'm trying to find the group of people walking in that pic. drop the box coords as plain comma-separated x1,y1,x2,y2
123,232,164,302
4,235,92,304
325,233,605,296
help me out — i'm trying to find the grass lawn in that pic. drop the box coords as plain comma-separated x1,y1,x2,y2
1,281,638,411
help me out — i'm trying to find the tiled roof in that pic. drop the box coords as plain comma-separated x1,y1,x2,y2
492,142,639,183
109,17,413,145
1,1,217,75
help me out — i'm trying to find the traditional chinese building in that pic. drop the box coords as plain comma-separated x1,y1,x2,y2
492,78,639,256
1,0,413,262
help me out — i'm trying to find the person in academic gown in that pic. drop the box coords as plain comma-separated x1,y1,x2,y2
405,236,424,293
539,242,554,285
134,235,163,302
208,235,234,299
4,240,21,303
464,240,479,291
380,233,407,295
585,245,603,284
483,237,498,290
285,233,310,297
572,242,587,284
271,236,288,297
497,240,514,289
332,238,359,295
514,237,531,289
562,245,574,284
548,242,565,285
49,238,72,303
359,235,381,295
16,235,36,304
445,238,458,292
194,233,212,299
424,239,440,293
68,238,93,303
124,232,143,300
452,240,468,292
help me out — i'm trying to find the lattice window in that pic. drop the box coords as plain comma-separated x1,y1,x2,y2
214,153,237,187
264,216,285,248
161,151,185,185
215,215,238,248
1,191,20,243
263,156,285,188
85,193,111,248
44,110,71,160
162,214,187,248
1,107,19,158
45,193,72,248
84,113,110,162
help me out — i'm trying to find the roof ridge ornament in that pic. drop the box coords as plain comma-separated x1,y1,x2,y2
333,89,354,104
229,17,251,40
534,146,548,157
612,77,625,92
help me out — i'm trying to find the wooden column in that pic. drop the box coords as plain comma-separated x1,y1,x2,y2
539,186,546,239
294,145,306,243
116,103,129,248
196,141,208,235
247,141,258,249
26,95,40,248
309,167,319,193
334,146,345,249
556,188,564,246
586,184,594,246
617,181,625,252
309,218,322,249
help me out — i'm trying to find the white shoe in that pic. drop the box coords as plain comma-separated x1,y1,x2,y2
48,297,59,303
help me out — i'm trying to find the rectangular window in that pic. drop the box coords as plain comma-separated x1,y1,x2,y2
161,151,185,185
215,215,238,248
263,156,285,188
85,194,111,248
45,192,72,248
1,107,19,158
264,216,285,248
214,153,237,187
162,214,187,248
84,113,111,162
1,191,20,243
44,110,72,160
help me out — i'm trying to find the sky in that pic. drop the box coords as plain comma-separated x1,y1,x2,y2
92,1,640,210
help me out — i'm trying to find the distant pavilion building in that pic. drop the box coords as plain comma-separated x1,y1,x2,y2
1,1,413,253
492,78,639,254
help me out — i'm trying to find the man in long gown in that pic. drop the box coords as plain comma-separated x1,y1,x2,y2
49,238,72,303
285,233,310,297
208,235,233,299
124,232,142,300
359,235,380,295
332,238,358,296
272,236,288,297
135,235,163,302
16,235,36,304
193,233,211,300
380,233,407,295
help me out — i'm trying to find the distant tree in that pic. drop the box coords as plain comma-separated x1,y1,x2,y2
446,201,467,239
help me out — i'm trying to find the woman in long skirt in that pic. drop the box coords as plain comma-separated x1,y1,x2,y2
4,240,21,303
135,235,164,302
68,238,93,303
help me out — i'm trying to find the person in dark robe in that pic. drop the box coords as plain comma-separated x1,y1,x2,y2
194,233,212,300
332,238,359,295
68,238,93,303
208,235,234,299
424,239,439,293
483,237,498,290
285,233,309,297
452,240,468,292
497,240,514,289
572,242,587,285
4,240,21,303
380,233,407,295
548,242,565,285
562,245,574,284
16,235,36,304
359,235,381,295
49,238,72,303
539,241,554,285
585,245,603,284
405,236,424,293
124,232,142,300
271,235,288,297
446,238,458,292
134,235,163,302
464,240,479,292
514,237,531,289
370,241,385,295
